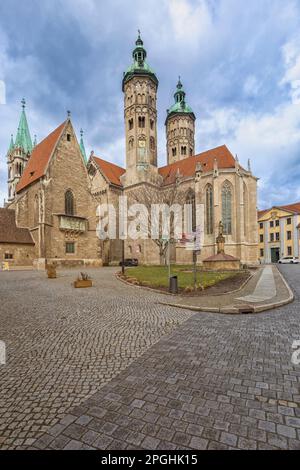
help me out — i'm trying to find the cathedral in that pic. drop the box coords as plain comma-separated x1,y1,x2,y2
0,34,258,268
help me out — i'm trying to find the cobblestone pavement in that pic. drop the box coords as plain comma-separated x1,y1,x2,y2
0,268,193,449
32,264,300,450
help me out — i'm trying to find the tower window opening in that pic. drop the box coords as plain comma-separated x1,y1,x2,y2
150,119,154,130
172,148,177,157
181,146,187,156
138,116,145,128
67,133,71,142
128,118,134,130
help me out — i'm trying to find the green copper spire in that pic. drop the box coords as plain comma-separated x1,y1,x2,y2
122,31,158,90
7,134,14,155
166,77,195,122
79,128,87,164
14,99,33,154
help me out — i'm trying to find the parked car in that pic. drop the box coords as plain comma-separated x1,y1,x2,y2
119,258,139,267
278,256,299,264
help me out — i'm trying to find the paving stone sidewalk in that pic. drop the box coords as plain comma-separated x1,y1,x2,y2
32,265,300,450
161,265,292,313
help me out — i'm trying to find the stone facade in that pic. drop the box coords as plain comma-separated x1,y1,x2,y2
9,121,101,268
0,243,35,267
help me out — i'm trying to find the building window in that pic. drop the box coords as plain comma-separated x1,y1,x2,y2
287,231,292,240
66,242,75,254
275,220,279,227
150,119,154,130
259,222,263,229
206,185,213,235
4,253,13,260
65,190,75,216
270,221,274,228
150,137,155,151
186,190,196,232
190,148,193,156
222,181,232,235
287,246,292,256
260,249,264,257
172,148,177,157
138,116,145,128
129,137,134,149
67,133,71,142
260,234,264,243
128,118,133,130
181,146,187,156
270,233,274,242
276,232,280,241
287,218,292,225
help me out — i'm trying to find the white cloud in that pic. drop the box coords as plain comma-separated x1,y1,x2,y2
168,0,212,46
281,34,300,103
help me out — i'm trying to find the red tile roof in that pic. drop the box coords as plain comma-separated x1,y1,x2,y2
0,208,34,244
258,202,300,219
16,121,66,193
92,156,126,187
158,145,236,185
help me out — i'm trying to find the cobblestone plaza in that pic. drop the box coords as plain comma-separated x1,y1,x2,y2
0,265,300,450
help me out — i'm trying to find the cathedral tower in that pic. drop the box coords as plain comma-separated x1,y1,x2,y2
7,99,33,202
122,32,159,186
165,78,196,164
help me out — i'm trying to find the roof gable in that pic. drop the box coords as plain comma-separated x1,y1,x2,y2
16,121,66,193
92,156,125,187
0,208,34,245
158,145,236,185
258,202,300,220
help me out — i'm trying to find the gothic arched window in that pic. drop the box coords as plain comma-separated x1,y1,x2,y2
181,146,187,156
34,194,39,226
243,182,248,236
150,137,155,151
186,190,196,232
138,116,145,128
206,184,213,234
65,190,75,216
222,181,232,235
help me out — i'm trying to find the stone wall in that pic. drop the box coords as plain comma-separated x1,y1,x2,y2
0,243,36,266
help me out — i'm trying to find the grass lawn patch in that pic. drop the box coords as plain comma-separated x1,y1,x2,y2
124,265,240,292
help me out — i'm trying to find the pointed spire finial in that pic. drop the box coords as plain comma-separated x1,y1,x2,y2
136,29,143,46
67,110,71,118
33,134,37,147
79,128,87,164
21,98,26,109
248,158,251,172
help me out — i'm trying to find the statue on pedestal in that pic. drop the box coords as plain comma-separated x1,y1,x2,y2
216,221,225,254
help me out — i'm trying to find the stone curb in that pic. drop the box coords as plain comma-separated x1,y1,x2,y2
158,265,294,315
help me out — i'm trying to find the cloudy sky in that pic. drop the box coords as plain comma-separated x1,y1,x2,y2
0,0,300,209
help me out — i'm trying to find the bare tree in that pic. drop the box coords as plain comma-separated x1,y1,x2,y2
127,179,186,265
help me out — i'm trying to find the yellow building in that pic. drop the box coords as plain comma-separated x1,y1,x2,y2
258,202,300,263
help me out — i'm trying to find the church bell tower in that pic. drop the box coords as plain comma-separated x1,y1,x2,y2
7,99,33,203
122,32,160,186
166,78,196,165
